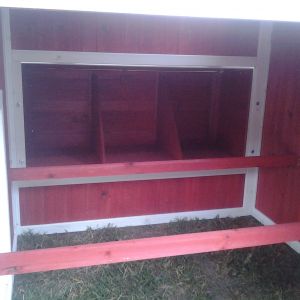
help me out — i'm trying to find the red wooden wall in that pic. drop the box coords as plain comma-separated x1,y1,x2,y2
19,175,245,225
10,9,259,56
10,9,259,225
256,22,300,223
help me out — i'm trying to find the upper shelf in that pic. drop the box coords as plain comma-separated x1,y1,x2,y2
9,155,298,182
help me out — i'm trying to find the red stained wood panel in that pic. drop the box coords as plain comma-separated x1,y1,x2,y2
22,65,95,161
23,66,253,166
10,155,297,182
10,9,259,56
216,69,252,156
1,222,300,275
257,22,300,223
19,175,245,225
159,71,213,146
95,70,158,148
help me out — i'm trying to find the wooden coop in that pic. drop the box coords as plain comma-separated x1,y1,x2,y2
0,4,300,299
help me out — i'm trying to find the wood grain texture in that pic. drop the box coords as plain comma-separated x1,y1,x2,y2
10,155,298,182
22,65,95,163
159,71,213,148
19,175,245,225
23,66,252,166
1,222,300,275
10,9,259,56
216,70,252,156
257,22,300,223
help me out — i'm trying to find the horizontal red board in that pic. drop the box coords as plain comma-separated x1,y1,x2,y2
19,175,244,225
10,155,298,181
0,222,299,275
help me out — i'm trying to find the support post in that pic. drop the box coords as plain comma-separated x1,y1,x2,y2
243,22,273,213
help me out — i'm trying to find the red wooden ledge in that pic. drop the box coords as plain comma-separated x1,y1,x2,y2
0,222,299,276
9,155,298,181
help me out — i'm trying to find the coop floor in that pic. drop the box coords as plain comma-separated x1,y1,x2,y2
13,216,300,300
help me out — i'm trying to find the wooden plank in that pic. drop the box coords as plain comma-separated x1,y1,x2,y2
0,222,299,275
9,155,298,182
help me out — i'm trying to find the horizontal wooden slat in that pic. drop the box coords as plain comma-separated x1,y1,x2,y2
9,155,298,182
0,222,299,276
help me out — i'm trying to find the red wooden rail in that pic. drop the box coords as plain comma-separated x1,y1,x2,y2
0,222,299,276
9,155,298,181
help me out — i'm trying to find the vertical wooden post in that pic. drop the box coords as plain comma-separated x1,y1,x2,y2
243,22,273,213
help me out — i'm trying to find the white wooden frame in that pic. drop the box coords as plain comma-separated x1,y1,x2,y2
243,22,273,214
8,50,256,168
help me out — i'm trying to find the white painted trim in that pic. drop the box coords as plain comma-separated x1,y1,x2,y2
243,168,259,213
15,168,248,188
7,49,256,169
19,207,248,234
252,208,300,254
10,59,26,166
11,183,20,232
245,22,273,157
12,50,257,69
0,276,13,300
1,8,26,168
0,91,12,254
243,22,273,214
0,89,13,298
1,0,300,23
12,232,18,253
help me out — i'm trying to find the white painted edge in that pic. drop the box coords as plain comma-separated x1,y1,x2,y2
18,207,248,235
243,22,273,214
1,8,25,168
0,276,13,300
252,208,300,254
0,89,13,299
12,50,257,69
245,22,273,157
11,183,20,230
7,50,256,169
1,0,300,23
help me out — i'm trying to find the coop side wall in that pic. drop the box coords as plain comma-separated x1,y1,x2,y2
256,22,300,224
8,9,260,226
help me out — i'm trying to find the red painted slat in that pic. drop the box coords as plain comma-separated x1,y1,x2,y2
10,155,298,181
0,222,299,276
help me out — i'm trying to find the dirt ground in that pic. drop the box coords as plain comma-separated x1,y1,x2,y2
13,217,300,299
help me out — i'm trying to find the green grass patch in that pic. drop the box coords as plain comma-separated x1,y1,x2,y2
13,217,300,300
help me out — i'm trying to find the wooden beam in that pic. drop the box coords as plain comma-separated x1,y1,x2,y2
9,155,298,182
0,222,299,275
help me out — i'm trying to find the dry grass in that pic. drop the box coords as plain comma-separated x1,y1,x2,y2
13,217,300,300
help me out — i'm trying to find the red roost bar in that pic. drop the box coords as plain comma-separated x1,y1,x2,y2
0,7,299,279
